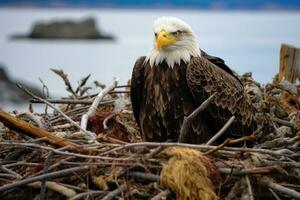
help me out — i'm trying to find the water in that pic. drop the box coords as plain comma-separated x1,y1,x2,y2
1,8,300,98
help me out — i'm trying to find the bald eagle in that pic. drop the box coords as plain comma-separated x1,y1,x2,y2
130,17,257,144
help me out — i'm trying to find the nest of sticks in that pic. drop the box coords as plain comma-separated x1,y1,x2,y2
0,69,299,200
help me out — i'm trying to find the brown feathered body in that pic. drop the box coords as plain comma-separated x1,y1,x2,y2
131,51,257,144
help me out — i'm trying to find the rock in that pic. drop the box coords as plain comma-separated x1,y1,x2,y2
11,17,115,40
0,65,42,105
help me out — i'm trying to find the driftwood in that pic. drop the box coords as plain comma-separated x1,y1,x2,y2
279,43,300,83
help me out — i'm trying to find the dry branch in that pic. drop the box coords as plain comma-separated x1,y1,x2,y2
28,181,77,198
178,92,216,142
80,77,118,142
0,166,90,192
30,99,115,105
206,116,236,145
17,84,94,138
259,177,300,199
51,68,77,97
0,110,78,147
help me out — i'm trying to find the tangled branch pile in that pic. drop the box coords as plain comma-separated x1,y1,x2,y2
0,70,299,200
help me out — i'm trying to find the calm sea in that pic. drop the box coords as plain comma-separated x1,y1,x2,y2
0,8,300,99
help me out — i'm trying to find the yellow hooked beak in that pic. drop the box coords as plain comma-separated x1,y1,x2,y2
156,30,177,50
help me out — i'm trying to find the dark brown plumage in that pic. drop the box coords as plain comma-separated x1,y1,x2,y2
130,50,257,144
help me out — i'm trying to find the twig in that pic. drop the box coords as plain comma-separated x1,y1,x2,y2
30,99,115,105
204,139,231,155
40,152,53,200
115,85,130,88
280,183,300,190
0,166,90,192
0,142,134,161
80,78,118,142
224,179,243,200
206,116,236,145
16,112,45,129
245,175,254,200
17,83,96,141
259,177,300,199
69,191,104,200
101,184,127,200
101,141,294,157
38,77,50,114
29,181,77,198
0,166,22,179
128,172,159,182
151,190,172,200
269,188,282,200
146,146,164,159
103,113,116,129
51,69,77,97
75,74,91,95
204,135,255,155
178,92,216,142
0,173,19,179
272,117,295,128
219,166,281,175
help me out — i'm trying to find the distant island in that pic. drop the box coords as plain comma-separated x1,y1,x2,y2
0,0,300,10
11,17,115,40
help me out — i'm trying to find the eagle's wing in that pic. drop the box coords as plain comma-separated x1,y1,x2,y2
186,56,257,138
130,56,146,125
200,49,242,84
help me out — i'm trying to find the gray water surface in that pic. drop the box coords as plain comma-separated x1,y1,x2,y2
1,8,300,97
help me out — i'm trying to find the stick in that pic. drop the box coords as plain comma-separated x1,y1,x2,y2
206,116,236,145
245,176,254,200
128,172,159,182
69,191,104,200
17,84,95,140
178,93,216,142
0,110,78,147
29,181,77,198
101,184,127,200
204,135,255,155
80,78,118,142
151,190,172,200
16,112,45,129
260,177,300,199
30,99,115,105
272,117,295,128
269,188,282,200
0,166,90,192
0,142,132,161
101,141,293,157
51,69,77,97
103,113,116,129
219,166,281,175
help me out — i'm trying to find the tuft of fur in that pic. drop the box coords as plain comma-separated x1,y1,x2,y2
145,16,200,68
160,147,220,200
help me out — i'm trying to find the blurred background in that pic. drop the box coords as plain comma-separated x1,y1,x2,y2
0,0,300,110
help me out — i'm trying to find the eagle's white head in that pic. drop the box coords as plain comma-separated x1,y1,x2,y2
145,17,200,68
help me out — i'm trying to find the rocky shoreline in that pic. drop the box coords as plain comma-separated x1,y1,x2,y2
0,65,42,108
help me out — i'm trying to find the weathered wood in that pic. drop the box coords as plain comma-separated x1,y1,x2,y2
279,43,300,83
0,110,78,147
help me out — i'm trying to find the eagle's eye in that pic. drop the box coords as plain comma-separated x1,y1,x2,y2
172,31,181,37
154,33,158,38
